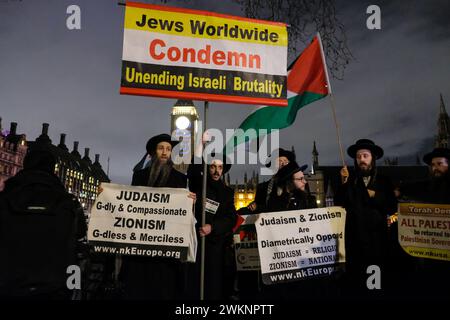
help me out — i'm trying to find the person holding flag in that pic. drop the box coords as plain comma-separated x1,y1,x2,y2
335,139,397,297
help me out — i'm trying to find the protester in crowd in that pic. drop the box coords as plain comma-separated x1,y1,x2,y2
262,160,342,300
233,148,295,299
0,149,87,300
244,148,296,214
396,147,450,299
423,147,450,195
335,139,397,297
120,133,195,300
401,147,450,204
187,152,237,300
264,161,315,298
267,161,316,212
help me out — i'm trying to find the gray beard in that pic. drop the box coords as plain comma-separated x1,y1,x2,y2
147,158,173,187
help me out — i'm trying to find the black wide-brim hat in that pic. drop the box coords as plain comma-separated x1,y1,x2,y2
347,139,384,160
265,148,296,167
204,152,232,174
277,161,308,182
423,148,450,165
146,133,180,155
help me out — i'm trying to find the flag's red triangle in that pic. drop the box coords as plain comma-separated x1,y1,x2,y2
287,36,329,95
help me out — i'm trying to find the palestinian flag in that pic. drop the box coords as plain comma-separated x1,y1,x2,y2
224,35,330,154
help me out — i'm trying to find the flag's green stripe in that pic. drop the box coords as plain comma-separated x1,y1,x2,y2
224,91,326,153
240,91,326,131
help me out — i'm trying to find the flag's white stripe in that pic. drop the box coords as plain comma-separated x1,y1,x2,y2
123,29,287,75
244,90,296,115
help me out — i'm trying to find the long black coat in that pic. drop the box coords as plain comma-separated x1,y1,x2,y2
120,167,188,300
262,188,326,300
236,179,274,215
238,177,277,215
187,165,237,300
397,174,450,299
194,180,236,244
267,189,317,212
253,180,271,213
0,170,86,298
400,175,450,204
335,172,397,273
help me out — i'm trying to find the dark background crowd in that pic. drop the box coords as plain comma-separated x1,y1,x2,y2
0,133,449,301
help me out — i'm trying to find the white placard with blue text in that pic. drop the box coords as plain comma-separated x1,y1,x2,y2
255,206,346,284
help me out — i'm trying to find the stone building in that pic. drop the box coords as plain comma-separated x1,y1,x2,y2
0,120,109,212
0,120,27,191
28,123,110,212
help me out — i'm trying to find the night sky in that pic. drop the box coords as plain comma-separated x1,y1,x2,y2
1,0,449,184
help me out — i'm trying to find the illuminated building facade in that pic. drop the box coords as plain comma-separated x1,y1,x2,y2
0,120,28,191
232,172,258,210
26,123,110,213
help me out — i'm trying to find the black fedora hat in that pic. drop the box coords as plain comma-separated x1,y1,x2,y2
347,139,384,160
204,152,232,174
146,134,180,155
423,148,450,165
277,161,308,182
279,148,296,162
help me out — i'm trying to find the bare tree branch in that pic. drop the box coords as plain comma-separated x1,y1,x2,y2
233,0,353,79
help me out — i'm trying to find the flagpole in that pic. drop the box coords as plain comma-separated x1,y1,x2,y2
317,32,346,167
200,100,208,301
